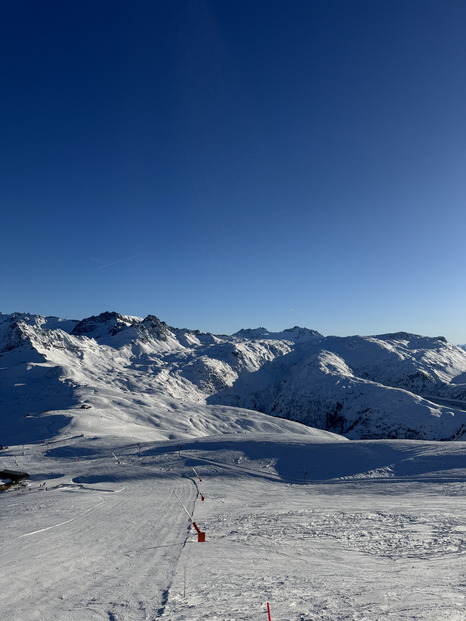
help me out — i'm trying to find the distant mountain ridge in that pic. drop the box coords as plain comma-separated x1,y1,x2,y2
2,310,466,442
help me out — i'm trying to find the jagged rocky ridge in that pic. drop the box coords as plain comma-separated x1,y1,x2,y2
2,310,466,441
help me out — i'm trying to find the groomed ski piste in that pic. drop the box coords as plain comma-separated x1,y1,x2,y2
1,399,466,621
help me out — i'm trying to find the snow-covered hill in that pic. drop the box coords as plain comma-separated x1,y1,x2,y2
2,310,466,443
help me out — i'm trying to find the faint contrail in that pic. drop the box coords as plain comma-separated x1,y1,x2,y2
97,257,134,270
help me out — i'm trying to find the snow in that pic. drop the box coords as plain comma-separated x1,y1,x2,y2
1,423,466,619
2,311,466,619
3,311,466,441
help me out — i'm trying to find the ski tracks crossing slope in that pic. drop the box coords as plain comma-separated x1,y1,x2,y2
0,459,198,620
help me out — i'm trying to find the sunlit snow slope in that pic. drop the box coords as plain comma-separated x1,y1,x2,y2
2,310,466,442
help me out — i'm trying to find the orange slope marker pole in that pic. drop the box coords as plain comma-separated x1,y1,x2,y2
192,521,206,543
174,493,206,542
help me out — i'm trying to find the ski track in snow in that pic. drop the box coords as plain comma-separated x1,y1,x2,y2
0,446,198,621
1,436,466,620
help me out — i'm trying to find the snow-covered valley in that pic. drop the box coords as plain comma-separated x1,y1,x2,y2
1,311,466,619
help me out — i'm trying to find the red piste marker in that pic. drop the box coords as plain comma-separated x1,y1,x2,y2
267,602,272,620
192,521,206,542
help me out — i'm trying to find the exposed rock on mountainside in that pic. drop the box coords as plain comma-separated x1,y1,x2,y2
2,311,466,442
71,311,136,337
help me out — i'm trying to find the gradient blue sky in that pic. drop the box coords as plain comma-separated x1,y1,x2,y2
1,1,465,341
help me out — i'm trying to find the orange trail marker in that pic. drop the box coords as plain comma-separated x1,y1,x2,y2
174,493,206,542
192,521,206,542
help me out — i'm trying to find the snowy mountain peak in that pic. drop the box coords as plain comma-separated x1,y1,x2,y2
234,327,269,339
234,326,322,342
68,311,183,350
71,311,140,339
0,312,78,352
0,315,35,354
282,326,322,341
376,331,448,346
140,314,172,340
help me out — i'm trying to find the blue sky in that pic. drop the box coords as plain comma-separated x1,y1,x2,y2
1,0,465,341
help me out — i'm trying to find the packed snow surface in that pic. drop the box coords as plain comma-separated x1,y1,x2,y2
1,431,466,620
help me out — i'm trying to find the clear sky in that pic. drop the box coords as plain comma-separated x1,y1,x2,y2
1,0,465,342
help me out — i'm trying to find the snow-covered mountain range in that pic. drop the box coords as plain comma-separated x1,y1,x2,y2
2,310,466,443
2,311,466,620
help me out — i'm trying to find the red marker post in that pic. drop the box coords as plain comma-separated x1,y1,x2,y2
175,493,206,542
267,602,272,620
192,521,206,543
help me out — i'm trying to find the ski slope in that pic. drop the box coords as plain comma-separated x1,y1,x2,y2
1,425,466,620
